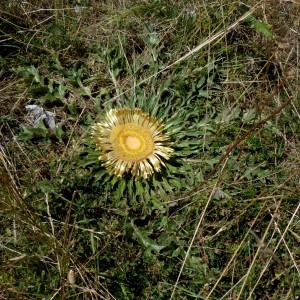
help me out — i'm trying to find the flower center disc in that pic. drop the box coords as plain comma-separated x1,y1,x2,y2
125,136,141,150
110,123,155,162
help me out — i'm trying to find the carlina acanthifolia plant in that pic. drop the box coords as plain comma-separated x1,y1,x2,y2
92,107,174,180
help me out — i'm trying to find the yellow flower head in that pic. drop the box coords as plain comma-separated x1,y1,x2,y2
92,108,173,179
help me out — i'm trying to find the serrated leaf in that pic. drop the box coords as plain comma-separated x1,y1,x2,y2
245,14,273,38
54,124,65,141
251,19,273,38
242,109,257,122
18,122,48,141
116,179,126,200
131,221,165,253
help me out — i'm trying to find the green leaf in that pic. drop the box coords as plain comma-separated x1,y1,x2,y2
245,15,273,38
54,124,66,141
250,19,273,38
18,122,48,141
131,221,165,253
116,179,127,200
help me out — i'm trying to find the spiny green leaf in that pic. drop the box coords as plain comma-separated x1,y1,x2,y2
131,221,165,253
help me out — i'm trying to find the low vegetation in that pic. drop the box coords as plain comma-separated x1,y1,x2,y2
0,0,299,299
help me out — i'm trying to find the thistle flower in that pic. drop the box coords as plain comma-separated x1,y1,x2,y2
92,108,173,179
